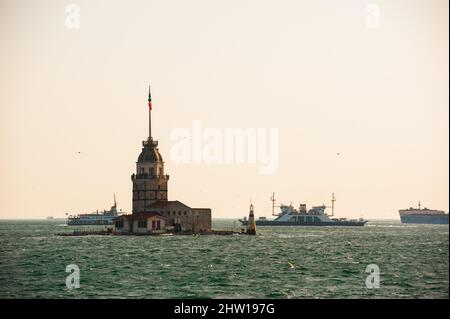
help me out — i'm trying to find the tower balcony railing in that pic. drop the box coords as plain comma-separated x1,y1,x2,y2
142,139,158,147
131,173,170,180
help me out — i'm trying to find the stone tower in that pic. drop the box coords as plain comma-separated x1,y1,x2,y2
131,87,169,213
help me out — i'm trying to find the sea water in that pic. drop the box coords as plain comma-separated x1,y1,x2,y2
0,219,447,298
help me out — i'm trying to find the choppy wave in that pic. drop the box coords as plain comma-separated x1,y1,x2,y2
0,219,447,298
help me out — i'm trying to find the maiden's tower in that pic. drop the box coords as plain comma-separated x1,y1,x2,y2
114,87,212,234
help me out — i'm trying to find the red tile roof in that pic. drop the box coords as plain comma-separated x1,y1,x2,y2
115,212,166,221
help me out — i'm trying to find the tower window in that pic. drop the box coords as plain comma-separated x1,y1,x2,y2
150,168,155,176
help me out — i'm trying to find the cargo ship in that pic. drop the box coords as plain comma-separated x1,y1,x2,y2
239,193,367,227
399,202,448,224
67,195,124,226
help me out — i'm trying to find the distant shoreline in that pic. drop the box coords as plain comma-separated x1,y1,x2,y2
0,217,402,221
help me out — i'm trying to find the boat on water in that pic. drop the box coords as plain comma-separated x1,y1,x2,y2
67,195,125,226
399,202,448,225
239,193,367,227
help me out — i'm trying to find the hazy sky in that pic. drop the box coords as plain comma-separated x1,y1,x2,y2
0,0,448,219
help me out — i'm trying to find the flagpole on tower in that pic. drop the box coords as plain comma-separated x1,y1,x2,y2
148,85,152,140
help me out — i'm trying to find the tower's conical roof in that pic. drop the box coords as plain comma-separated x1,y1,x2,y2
137,139,163,163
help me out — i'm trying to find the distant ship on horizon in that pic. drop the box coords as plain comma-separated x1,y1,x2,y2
399,202,448,225
67,195,125,226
